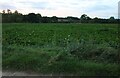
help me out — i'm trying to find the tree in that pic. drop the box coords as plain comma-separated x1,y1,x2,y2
36,13,42,23
109,16,116,23
80,14,91,23
2,10,5,14
80,14,87,20
51,16,58,23
14,10,19,14
109,16,115,20
41,16,51,23
93,17,99,23
27,13,39,23
7,9,12,14
1,10,118,24
12,10,23,23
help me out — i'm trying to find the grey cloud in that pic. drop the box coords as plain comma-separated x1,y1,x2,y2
19,1,49,10
70,2,79,5
0,4,16,10
31,2,48,9
86,4,114,12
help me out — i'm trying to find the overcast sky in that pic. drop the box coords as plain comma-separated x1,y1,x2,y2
0,0,119,18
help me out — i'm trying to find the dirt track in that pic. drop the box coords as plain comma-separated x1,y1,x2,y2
2,70,47,76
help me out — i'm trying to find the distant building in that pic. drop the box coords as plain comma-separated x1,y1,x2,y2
58,18,69,23
57,17,80,23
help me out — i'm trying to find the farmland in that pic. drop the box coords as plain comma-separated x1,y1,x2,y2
2,23,119,76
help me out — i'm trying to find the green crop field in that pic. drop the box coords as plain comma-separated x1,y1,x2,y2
2,23,119,76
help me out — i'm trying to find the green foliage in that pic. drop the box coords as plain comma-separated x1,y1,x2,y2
1,10,118,23
2,23,119,76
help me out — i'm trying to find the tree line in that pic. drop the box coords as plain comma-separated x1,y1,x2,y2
0,9,119,23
